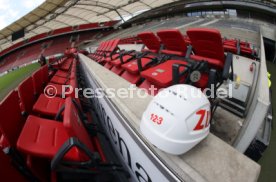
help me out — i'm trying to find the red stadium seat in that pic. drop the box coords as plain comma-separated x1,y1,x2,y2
0,90,24,147
122,30,191,87
98,39,120,64
18,77,65,117
141,60,189,88
120,32,161,84
16,115,77,160
138,31,161,53
17,98,97,162
32,94,65,117
156,29,188,56
55,69,70,78
187,28,225,70
32,68,44,96
18,77,37,114
50,75,71,84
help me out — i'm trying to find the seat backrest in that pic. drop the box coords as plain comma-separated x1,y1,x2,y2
157,29,188,56
32,68,44,96
109,39,120,53
41,65,49,85
0,90,24,147
18,77,36,115
101,41,108,52
187,28,225,63
63,98,94,152
104,40,113,52
97,42,104,52
138,31,161,53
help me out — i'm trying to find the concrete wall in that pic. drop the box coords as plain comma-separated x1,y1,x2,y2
233,33,270,152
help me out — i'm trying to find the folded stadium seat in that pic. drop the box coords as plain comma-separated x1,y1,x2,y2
94,40,113,62
157,29,189,56
223,44,238,54
33,63,77,98
50,57,66,70
90,41,107,61
223,38,250,48
18,77,65,117
103,39,122,62
187,28,226,70
98,39,120,64
222,38,257,58
55,59,75,77
49,63,76,85
120,31,162,84
16,98,105,162
240,46,257,58
47,64,77,98
54,69,71,78
223,39,244,55
60,57,74,71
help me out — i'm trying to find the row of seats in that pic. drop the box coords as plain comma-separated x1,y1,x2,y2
89,28,233,95
0,54,107,181
223,38,257,58
0,21,118,58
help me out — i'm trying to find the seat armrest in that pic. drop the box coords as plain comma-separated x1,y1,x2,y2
172,64,189,84
222,53,233,80
237,39,241,55
185,45,193,59
51,137,100,170
206,69,217,98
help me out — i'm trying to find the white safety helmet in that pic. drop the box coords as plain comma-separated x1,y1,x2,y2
140,84,211,155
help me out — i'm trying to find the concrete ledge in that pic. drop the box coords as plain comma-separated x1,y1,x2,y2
79,54,260,182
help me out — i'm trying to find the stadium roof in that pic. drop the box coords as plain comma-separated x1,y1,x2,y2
0,0,178,51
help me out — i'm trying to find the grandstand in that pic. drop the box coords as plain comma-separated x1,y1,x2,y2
0,0,276,182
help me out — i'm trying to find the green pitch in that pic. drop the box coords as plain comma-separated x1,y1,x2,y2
0,63,40,100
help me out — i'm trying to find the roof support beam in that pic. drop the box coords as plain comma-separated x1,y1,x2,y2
78,1,134,16
71,6,112,20
139,0,152,8
58,13,90,24
115,9,125,22
50,19,72,27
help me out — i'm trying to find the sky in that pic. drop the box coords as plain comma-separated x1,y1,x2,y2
0,0,45,30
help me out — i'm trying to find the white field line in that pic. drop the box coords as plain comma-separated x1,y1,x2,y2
231,26,257,33
143,22,166,31
176,19,205,29
200,19,220,26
